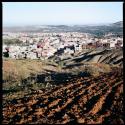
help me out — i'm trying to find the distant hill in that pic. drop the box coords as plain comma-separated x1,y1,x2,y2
110,21,123,27
3,21,123,36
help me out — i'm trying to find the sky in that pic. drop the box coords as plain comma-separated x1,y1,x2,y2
3,2,123,26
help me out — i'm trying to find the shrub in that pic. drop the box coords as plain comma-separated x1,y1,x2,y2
57,61,64,72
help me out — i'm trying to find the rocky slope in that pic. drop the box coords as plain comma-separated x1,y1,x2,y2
63,49,123,67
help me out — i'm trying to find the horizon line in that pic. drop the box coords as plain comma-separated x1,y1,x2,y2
3,20,122,27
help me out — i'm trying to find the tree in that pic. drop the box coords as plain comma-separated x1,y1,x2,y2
3,51,9,58
3,39,22,45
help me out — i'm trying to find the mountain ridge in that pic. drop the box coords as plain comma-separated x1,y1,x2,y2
3,21,123,36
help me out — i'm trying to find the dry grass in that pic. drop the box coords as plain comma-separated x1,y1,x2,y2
89,62,111,77
2,59,53,102
2,59,112,84
3,59,47,83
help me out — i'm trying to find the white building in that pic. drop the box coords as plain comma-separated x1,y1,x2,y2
64,48,74,54
110,40,117,48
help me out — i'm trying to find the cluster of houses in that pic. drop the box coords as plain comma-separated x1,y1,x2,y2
3,32,123,60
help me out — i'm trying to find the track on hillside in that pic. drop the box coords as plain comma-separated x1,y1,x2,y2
2,67,123,124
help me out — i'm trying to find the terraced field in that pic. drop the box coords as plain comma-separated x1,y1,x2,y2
2,67,123,124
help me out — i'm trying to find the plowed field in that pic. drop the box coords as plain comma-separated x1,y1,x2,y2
2,67,123,124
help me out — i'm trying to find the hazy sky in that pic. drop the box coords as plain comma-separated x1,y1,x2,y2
3,2,123,26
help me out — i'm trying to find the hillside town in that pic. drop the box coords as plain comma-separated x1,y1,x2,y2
3,32,123,60
2,2,124,124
